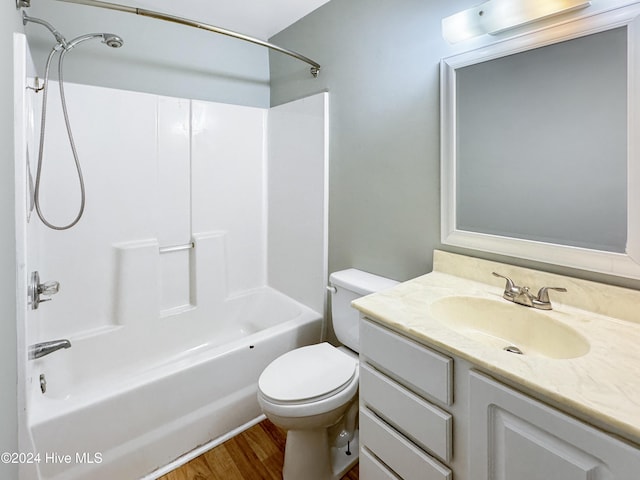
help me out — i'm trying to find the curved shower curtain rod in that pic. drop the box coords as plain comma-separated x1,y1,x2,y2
45,0,321,77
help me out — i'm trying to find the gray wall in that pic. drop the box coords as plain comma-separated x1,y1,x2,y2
270,0,461,282
1,4,22,480
270,0,640,290
26,0,271,107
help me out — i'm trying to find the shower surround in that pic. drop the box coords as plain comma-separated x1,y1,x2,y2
14,34,328,480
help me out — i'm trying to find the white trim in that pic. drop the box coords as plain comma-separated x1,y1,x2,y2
14,32,29,476
441,3,640,279
322,92,330,339
140,414,266,479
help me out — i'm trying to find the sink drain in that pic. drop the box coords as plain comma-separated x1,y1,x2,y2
503,345,524,355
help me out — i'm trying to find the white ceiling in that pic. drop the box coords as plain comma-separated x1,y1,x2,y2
124,0,331,39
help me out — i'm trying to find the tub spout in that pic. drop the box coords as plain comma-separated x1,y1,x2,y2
29,339,71,359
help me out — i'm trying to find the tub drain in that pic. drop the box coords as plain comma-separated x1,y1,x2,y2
503,345,523,355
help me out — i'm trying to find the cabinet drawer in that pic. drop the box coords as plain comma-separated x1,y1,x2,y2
361,408,452,480
361,318,452,405
360,448,401,480
361,364,452,463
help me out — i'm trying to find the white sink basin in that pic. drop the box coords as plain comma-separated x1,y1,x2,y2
429,296,590,359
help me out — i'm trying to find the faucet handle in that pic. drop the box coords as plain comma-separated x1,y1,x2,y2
492,272,522,302
492,272,517,292
39,281,60,297
536,286,567,303
29,271,60,310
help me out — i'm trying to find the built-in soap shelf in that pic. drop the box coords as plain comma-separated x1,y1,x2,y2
159,240,194,317
112,232,227,324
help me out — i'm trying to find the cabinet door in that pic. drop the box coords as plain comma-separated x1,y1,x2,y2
470,371,640,480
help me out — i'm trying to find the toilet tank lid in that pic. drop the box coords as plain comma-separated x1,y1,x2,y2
329,268,399,296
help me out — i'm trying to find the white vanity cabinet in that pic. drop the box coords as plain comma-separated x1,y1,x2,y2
359,317,640,480
359,318,454,480
470,371,640,480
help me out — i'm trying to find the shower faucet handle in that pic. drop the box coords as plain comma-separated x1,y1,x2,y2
29,271,60,310
39,280,60,296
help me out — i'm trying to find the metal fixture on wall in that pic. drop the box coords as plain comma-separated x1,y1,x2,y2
28,271,60,310
49,0,322,77
23,12,124,230
442,0,591,43
159,242,195,254
29,339,71,359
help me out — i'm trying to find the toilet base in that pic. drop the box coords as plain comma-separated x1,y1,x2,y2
331,430,359,479
282,429,359,480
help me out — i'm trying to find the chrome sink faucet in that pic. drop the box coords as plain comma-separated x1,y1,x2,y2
492,272,566,310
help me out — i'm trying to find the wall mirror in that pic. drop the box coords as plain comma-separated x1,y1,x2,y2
441,3,640,279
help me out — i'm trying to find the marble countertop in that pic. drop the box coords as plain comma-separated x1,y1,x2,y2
352,251,640,445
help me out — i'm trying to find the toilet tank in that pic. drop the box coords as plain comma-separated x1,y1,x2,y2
329,268,399,352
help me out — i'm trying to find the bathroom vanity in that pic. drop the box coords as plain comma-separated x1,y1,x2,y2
353,251,640,480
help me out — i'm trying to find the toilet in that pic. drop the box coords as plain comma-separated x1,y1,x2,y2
257,269,399,480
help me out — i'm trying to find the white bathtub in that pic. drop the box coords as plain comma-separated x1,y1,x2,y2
25,287,322,480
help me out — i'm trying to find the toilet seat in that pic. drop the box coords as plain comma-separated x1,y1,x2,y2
257,343,359,418
259,343,357,405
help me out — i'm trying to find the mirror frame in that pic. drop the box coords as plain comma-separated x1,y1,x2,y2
441,3,640,279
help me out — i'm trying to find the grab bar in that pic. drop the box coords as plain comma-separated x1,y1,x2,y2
159,242,194,254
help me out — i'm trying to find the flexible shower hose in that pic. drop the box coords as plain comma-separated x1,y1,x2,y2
34,44,86,231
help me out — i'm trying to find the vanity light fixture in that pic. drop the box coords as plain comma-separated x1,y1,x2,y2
442,0,591,43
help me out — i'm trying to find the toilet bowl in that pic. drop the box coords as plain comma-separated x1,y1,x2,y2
258,343,359,480
257,269,398,480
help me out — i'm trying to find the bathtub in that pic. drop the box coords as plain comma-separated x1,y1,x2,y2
24,287,323,480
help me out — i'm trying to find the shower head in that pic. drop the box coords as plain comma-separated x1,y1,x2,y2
67,32,124,49
102,34,124,48
22,13,124,51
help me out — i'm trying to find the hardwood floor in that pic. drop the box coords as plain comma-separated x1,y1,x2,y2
158,420,359,480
